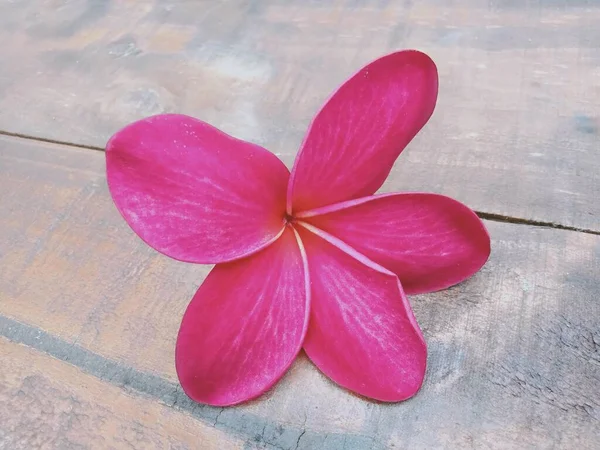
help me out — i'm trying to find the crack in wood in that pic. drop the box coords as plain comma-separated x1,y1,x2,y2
475,211,600,236
0,130,104,152
1,129,597,236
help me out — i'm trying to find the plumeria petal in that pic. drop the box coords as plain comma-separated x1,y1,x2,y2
106,114,289,264
287,50,438,213
175,228,310,406
298,193,490,295
297,223,427,402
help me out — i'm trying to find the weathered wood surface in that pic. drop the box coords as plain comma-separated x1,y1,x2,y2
1,136,599,448
0,1,599,231
0,337,242,450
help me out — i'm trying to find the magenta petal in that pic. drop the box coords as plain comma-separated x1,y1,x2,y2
298,223,426,402
287,50,438,213
175,228,309,406
300,193,491,295
106,114,289,264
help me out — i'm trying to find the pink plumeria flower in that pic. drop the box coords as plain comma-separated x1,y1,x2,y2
106,50,490,406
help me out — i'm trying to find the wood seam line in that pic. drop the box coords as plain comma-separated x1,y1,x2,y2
475,212,600,236
0,315,375,449
0,130,104,152
1,130,597,236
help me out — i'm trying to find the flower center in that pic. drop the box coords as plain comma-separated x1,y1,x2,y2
284,212,296,226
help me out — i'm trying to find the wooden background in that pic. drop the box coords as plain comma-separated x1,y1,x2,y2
0,1,598,449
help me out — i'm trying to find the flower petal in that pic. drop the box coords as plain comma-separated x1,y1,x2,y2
299,193,491,295
106,114,289,264
287,50,438,213
175,228,309,406
297,223,426,402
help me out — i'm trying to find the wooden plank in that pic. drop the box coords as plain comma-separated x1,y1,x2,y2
0,337,242,450
1,136,599,448
0,1,598,230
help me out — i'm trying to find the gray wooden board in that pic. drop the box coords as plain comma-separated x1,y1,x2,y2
1,135,599,448
0,1,598,230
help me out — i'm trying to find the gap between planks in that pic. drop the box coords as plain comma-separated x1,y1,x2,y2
476,212,600,236
2,129,598,237
0,129,104,152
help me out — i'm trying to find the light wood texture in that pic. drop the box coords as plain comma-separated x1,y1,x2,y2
0,337,242,450
1,136,598,448
0,1,598,230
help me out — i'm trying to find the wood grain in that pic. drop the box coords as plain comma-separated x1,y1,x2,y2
0,1,598,230
1,135,599,448
0,337,242,450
